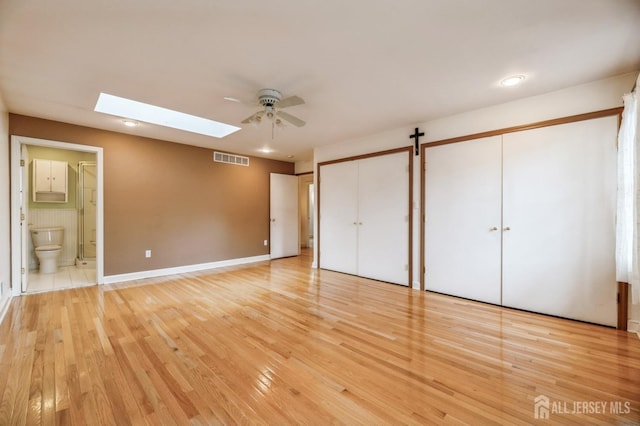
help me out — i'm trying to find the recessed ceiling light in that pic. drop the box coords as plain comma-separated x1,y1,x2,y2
223,96,241,103
286,155,294,159
95,92,241,138
259,148,273,153
500,75,526,87
122,119,138,127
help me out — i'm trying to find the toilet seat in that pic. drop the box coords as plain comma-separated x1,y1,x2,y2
35,245,62,252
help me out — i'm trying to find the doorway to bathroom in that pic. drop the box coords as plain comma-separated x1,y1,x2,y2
10,136,104,295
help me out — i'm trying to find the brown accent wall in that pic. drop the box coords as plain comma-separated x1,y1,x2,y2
10,114,294,275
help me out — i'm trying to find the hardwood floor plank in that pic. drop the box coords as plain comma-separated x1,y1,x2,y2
11,330,37,425
25,295,51,426
0,250,638,424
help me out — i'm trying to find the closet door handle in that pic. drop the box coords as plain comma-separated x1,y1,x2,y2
503,226,511,231
489,226,498,231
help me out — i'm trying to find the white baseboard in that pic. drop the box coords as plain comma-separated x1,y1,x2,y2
628,320,640,334
103,254,271,285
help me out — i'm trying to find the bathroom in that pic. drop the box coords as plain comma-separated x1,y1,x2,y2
26,145,97,292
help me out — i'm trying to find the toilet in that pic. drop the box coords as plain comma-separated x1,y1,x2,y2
30,226,64,274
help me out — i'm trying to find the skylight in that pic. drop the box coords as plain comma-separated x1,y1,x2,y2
94,93,241,138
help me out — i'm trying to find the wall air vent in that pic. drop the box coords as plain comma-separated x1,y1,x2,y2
213,151,249,167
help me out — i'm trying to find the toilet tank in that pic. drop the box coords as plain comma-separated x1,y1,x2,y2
30,226,65,247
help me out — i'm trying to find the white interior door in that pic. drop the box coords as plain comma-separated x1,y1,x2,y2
270,173,299,259
424,136,503,304
319,160,358,275
357,152,409,285
502,116,618,326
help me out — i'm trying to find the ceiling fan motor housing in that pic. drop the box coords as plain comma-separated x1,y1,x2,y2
258,89,282,107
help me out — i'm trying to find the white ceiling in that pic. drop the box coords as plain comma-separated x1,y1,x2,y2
1,0,639,162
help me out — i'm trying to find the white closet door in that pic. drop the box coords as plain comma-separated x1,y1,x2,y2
424,136,503,304
357,152,409,285
502,116,617,326
270,173,299,259
319,160,359,275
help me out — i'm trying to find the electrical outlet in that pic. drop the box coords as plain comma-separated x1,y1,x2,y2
263,240,268,246
145,250,151,258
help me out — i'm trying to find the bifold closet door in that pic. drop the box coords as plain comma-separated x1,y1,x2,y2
320,151,410,285
424,136,503,304
502,116,618,326
319,160,359,275
357,151,409,286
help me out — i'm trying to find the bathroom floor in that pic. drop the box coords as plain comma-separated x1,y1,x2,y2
27,265,96,293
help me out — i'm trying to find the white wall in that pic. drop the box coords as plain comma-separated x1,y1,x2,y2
295,160,313,174
0,93,12,322
314,71,639,324
315,72,637,162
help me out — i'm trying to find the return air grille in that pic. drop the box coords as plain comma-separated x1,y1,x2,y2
213,151,249,166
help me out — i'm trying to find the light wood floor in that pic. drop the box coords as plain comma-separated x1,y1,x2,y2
0,250,638,425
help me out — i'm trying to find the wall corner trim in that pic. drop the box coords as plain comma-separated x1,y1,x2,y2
103,255,271,285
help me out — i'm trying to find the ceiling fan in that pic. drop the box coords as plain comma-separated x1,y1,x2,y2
239,89,306,128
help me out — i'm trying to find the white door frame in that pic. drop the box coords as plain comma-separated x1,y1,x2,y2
10,135,105,296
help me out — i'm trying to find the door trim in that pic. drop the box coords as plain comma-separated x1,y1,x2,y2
10,135,105,295
618,282,629,331
420,107,623,149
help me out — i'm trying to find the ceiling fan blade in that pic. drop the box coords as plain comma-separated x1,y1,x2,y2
241,112,260,124
225,95,259,107
277,111,306,127
277,95,305,109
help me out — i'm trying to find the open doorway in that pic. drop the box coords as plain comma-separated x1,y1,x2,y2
10,136,104,295
298,173,314,250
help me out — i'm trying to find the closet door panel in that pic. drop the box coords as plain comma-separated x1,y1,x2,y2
424,136,503,304
319,160,359,275
502,116,617,326
357,151,409,285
